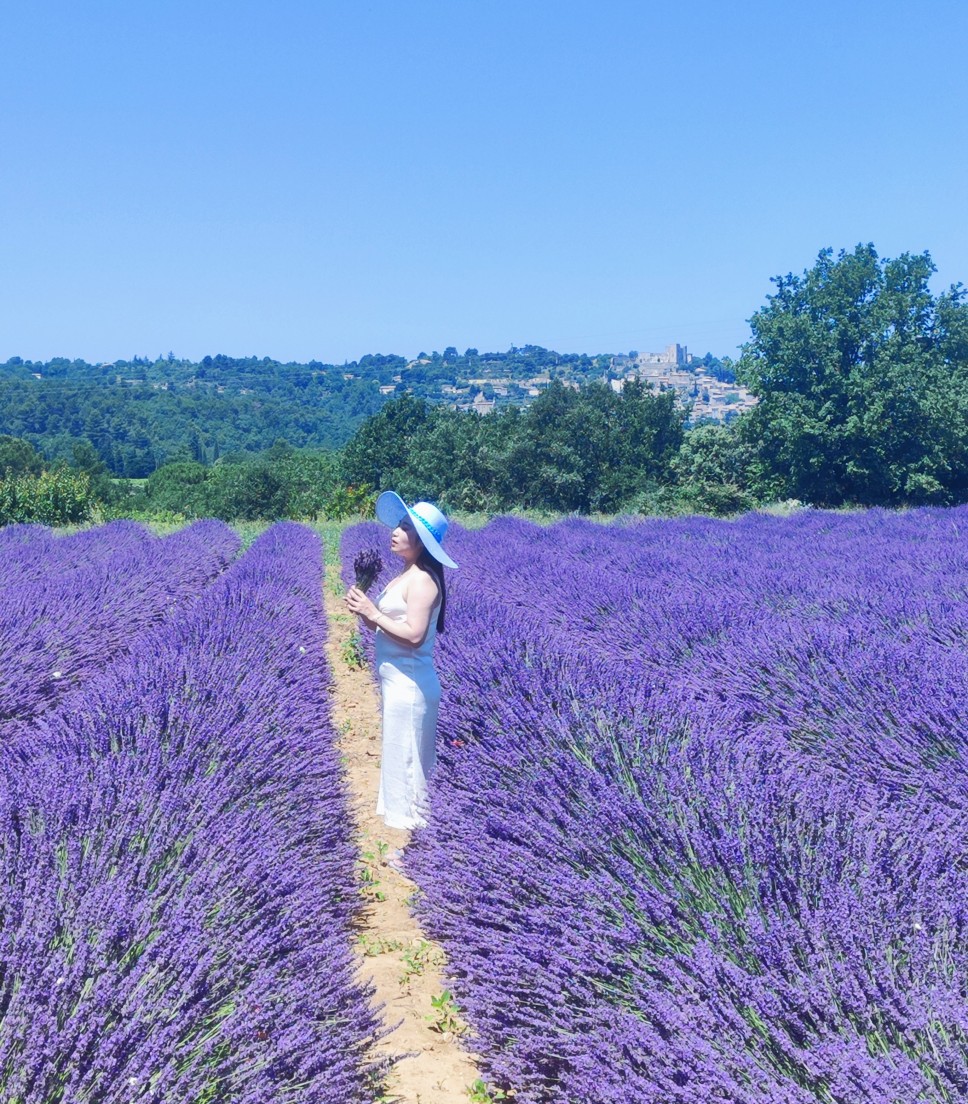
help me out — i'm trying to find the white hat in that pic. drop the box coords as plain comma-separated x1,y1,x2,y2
375,491,458,569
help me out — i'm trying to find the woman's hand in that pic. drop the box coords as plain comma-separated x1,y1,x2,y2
345,585,379,621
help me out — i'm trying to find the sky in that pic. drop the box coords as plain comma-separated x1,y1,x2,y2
2,0,966,365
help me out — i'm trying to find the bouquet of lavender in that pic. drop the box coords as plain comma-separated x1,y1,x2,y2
353,548,384,593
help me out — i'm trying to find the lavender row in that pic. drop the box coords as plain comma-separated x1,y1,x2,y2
0,520,156,589
343,509,968,1102
449,510,968,805
0,523,385,1103
0,519,240,724
414,594,968,1101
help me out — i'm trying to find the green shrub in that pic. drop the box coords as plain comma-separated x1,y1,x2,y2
0,468,98,526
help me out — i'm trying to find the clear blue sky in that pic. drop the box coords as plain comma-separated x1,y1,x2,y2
2,0,966,364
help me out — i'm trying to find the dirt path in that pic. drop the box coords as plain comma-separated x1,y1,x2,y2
323,563,484,1104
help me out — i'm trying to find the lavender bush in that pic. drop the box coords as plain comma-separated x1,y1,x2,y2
344,508,968,1103
0,520,239,724
0,520,155,589
0,523,386,1102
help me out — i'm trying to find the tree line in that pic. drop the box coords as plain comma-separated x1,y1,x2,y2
0,361,386,477
2,244,967,525
0,347,607,476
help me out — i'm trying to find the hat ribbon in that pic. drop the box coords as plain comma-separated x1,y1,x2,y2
412,508,443,543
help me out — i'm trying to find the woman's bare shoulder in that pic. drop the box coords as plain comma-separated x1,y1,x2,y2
406,566,440,601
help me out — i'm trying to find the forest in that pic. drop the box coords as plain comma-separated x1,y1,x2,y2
2,245,967,524
0,346,616,477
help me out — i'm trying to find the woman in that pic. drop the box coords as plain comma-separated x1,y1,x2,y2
345,491,457,850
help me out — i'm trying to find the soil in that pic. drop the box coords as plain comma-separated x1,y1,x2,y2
323,564,485,1104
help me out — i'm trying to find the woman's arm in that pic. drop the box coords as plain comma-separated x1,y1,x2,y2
345,574,439,646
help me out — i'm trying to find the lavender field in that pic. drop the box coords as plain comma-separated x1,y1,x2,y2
0,522,385,1103
344,508,968,1104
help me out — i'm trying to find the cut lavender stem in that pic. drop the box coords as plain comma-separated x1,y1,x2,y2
353,548,384,594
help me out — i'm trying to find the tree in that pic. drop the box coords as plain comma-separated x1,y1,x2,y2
673,423,757,515
265,438,294,462
0,435,44,476
204,463,289,521
144,461,210,515
0,468,95,525
69,438,116,501
498,380,685,513
275,450,350,519
341,393,436,491
737,244,968,505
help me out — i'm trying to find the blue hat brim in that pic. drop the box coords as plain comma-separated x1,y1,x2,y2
375,490,458,569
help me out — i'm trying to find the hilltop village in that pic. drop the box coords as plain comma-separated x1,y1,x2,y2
372,342,755,424
608,344,757,423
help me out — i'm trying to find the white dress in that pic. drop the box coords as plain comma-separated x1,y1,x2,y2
374,579,441,830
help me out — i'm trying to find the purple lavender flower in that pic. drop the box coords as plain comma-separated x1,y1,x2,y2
0,519,240,726
353,548,384,594
343,506,968,1103
0,522,389,1101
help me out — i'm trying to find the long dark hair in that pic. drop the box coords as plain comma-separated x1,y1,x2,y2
417,549,447,633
